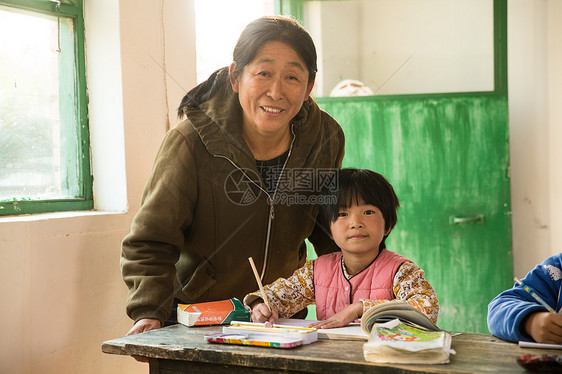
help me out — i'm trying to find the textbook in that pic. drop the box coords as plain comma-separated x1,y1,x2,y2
223,321,318,345
177,298,251,327
363,319,455,364
360,301,440,334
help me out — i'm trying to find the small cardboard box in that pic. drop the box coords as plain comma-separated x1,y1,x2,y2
177,298,251,327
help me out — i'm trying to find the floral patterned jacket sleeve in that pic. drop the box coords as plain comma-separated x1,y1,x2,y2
360,261,439,323
244,260,316,318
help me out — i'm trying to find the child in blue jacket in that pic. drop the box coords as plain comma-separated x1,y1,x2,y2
487,253,562,343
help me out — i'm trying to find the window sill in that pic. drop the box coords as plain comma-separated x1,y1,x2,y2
0,210,127,223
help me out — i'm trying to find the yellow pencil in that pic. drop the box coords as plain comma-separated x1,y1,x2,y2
228,322,316,333
248,257,272,312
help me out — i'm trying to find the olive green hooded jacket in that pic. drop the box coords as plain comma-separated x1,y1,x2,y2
121,71,345,324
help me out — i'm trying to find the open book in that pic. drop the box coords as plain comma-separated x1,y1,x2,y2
275,302,439,341
360,301,440,334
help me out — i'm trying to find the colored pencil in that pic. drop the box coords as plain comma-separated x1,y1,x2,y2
514,277,554,313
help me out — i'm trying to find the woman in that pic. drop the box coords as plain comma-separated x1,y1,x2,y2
121,16,345,335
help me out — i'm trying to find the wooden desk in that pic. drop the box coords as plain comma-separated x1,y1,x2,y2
102,324,560,373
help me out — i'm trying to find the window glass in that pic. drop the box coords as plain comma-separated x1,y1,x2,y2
0,1,90,215
0,8,79,201
303,0,494,97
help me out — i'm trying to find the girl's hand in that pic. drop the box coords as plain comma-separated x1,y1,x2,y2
308,302,363,329
251,302,278,325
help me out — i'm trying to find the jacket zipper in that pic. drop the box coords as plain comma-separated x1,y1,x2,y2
260,126,296,278
214,125,296,281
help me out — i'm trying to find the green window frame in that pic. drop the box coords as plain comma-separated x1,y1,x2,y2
0,0,92,216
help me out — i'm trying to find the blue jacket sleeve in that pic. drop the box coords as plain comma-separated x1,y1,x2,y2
487,254,562,342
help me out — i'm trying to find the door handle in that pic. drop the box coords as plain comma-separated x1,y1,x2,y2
449,215,485,225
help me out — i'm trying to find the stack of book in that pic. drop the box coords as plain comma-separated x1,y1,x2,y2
360,302,454,364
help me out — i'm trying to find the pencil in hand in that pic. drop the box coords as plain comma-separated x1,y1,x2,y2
248,257,272,313
514,277,555,313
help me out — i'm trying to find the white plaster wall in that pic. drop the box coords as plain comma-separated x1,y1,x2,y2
86,0,127,212
509,0,562,276
547,0,562,259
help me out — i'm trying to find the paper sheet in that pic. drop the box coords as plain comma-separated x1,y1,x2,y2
519,341,562,350
275,318,368,340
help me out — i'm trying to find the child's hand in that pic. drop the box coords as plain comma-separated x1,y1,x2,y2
251,302,278,325
308,302,363,329
523,311,562,344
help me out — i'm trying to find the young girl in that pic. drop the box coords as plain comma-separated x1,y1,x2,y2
245,168,439,329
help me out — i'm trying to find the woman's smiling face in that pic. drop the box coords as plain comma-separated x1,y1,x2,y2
230,41,314,137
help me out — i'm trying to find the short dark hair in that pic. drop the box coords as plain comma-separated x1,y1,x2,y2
322,169,400,251
178,16,317,117
231,15,317,84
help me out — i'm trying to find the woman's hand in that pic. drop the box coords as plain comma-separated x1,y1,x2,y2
126,318,161,336
523,311,562,344
251,302,278,325
126,318,162,363
308,302,363,329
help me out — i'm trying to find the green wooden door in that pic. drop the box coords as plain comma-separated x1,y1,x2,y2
317,96,512,333
281,0,512,333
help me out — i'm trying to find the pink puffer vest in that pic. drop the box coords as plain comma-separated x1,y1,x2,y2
314,249,408,320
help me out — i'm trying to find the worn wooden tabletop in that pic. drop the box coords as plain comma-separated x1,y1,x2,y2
102,324,560,373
